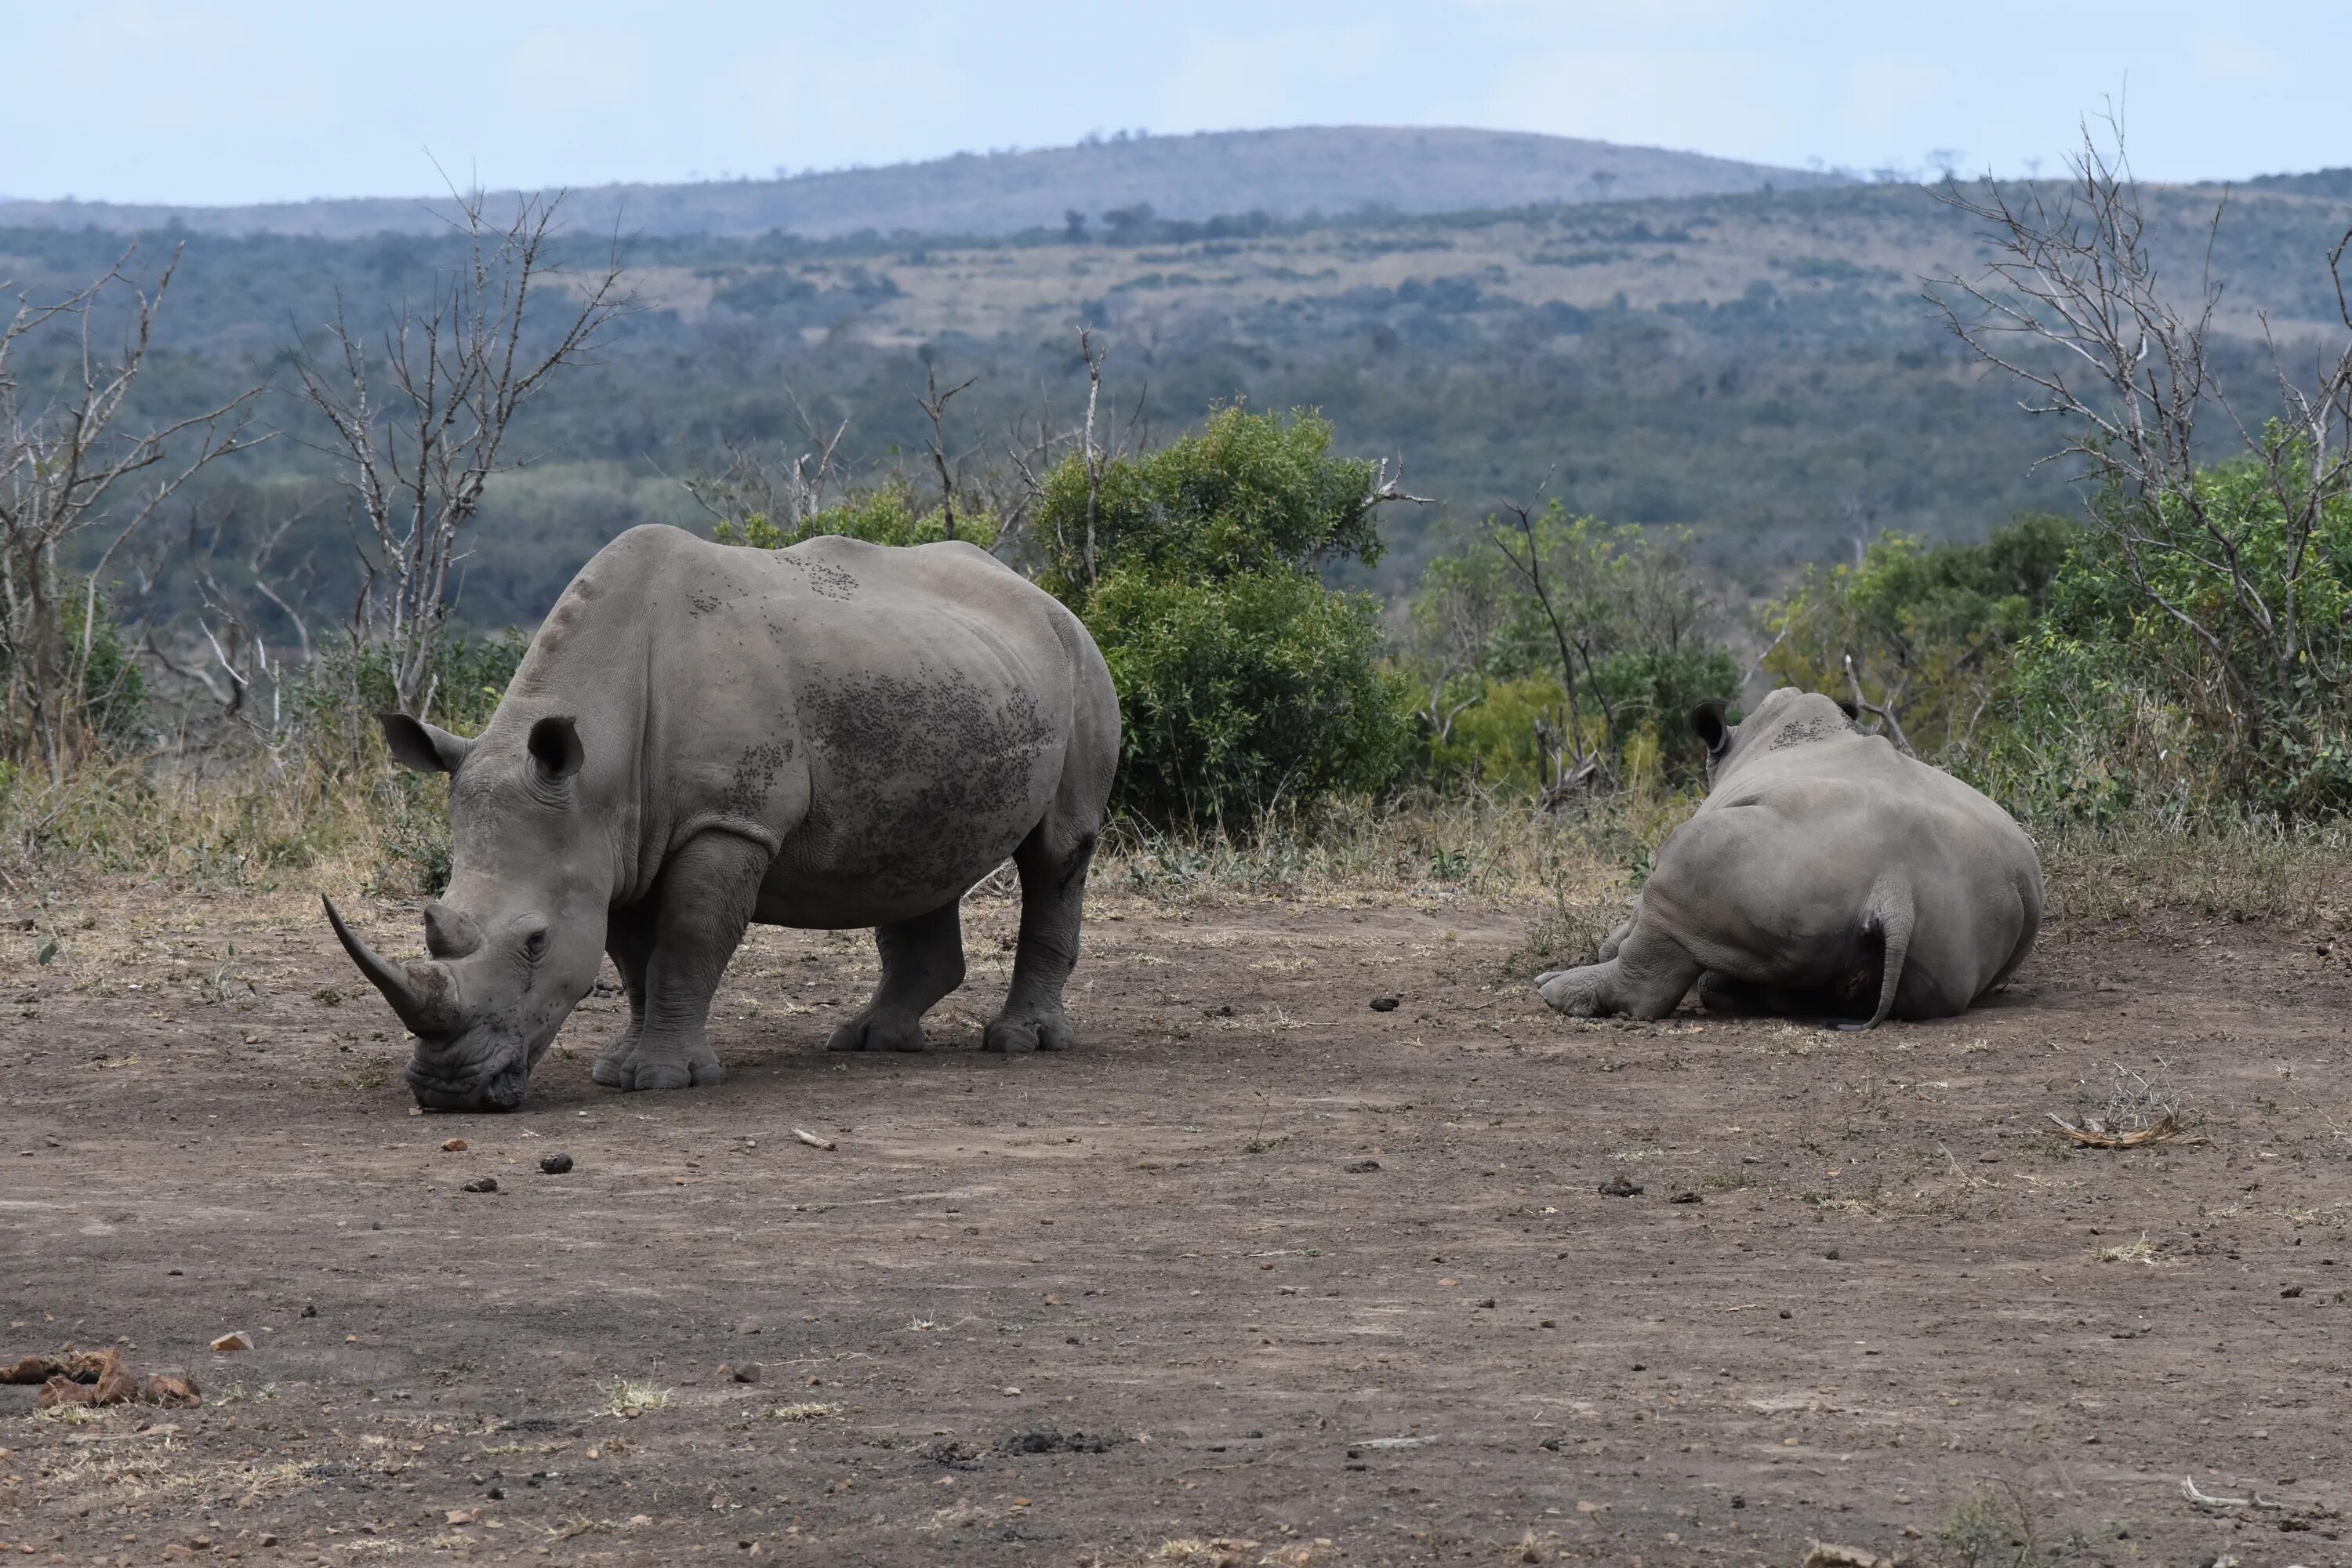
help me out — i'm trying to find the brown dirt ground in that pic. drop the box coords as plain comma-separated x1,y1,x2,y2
5,880,2352,1568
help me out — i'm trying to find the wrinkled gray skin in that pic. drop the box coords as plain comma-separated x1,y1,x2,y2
1535,689,2042,1028
325,524,1120,1112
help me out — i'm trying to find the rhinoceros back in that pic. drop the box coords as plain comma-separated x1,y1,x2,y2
506,524,1106,928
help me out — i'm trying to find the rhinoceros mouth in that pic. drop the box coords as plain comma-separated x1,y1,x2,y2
405,1049,531,1112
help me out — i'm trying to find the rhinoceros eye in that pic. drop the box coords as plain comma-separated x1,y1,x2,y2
521,927,550,964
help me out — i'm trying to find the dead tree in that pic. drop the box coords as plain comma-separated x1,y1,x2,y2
1929,113,2352,775
1486,492,1620,801
292,189,630,720
913,360,977,540
138,500,317,757
0,249,267,785
680,387,851,541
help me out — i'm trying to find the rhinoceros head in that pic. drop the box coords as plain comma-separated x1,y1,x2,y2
324,711,608,1112
1690,689,1864,779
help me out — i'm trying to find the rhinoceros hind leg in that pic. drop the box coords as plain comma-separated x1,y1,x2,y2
592,831,766,1091
984,822,1098,1054
826,900,965,1053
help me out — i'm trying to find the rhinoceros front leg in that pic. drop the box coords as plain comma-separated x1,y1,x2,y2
826,902,967,1053
984,824,1098,1054
1536,916,1702,1021
592,831,768,1091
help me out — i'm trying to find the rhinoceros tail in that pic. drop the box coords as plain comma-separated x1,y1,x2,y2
1863,877,1915,1029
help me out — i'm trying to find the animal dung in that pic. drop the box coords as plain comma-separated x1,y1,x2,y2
461,1176,499,1193
441,1138,468,1152
1597,1174,1643,1198
539,1152,574,1174
1370,995,1400,1011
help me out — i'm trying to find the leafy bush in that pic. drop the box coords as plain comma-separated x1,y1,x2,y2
1994,459,2352,818
1761,513,2073,762
1401,508,1738,797
711,475,1000,552
1089,566,1406,822
0,579,149,768
1033,404,1412,823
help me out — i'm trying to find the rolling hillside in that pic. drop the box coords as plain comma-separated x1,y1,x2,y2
0,126,1846,241
4,165,2346,633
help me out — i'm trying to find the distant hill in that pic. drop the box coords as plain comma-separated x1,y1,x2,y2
0,125,1847,241
8,168,2345,633
2245,168,2352,199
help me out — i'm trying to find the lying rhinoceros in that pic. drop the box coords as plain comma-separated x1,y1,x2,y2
1536,688,2042,1026
325,524,1120,1111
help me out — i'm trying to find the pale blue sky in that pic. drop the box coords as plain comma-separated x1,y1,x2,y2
5,0,2347,205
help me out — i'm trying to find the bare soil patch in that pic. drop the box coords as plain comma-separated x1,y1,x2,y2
5,884,2352,1565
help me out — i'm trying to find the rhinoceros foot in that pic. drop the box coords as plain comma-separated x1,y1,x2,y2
824,1011,930,1053
591,1033,727,1091
982,1010,1074,1055
1536,964,1610,1018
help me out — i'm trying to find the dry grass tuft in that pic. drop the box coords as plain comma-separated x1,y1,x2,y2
598,1379,671,1417
2038,809,2352,930
2051,1059,2198,1148
2092,1232,2177,1265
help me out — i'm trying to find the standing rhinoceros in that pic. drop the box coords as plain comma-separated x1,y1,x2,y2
1536,688,2042,1026
325,524,1120,1112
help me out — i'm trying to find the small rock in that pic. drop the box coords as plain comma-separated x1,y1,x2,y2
731,1363,764,1385
1344,1159,1381,1174
1668,1191,1702,1204
462,1177,499,1193
1824,1249,1841,1261
1780,1309,1793,1319
1597,1174,1642,1198
441,1138,468,1152
209,1331,253,1354
2283,1286,2304,1298
1369,996,1400,1012
1203,1004,1234,1018
300,1303,317,1319
539,1153,574,1174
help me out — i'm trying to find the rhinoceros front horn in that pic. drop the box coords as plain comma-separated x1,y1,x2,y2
321,895,460,1036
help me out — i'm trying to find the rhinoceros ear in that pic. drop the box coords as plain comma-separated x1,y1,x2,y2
381,713,474,775
1690,699,1732,757
527,715,585,782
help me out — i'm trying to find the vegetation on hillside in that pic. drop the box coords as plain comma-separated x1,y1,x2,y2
13,169,2347,638
4,124,2350,930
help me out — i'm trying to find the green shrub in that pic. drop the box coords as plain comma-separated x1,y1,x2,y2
1033,403,1412,824
0,579,148,767
1091,564,1409,823
1762,513,2073,763
1402,508,1737,796
711,477,1000,552
1994,460,2352,818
